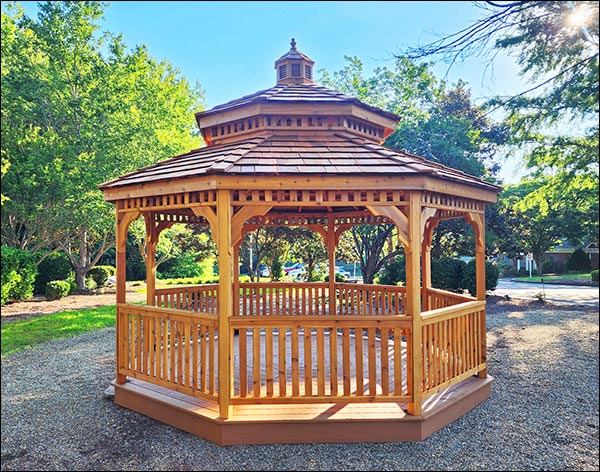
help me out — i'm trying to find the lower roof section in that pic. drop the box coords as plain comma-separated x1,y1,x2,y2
99,132,501,200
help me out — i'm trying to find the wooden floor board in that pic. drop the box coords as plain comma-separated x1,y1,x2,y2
113,374,492,445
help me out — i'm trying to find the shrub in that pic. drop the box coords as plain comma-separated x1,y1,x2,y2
463,259,500,297
378,255,406,286
592,270,599,282
496,261,517,277
324,272,347,282
541,259,555,275
1,246,38,306
34,252,73,294
88,266,116,288
565,248,591,272
431,257,466,293
45,280,71,300
158,253,204,279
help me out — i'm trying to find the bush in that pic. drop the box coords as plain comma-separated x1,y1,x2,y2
45,280,71,300
158,253,204,279
431,257,466,293
496,261,517,277
541,259,555,275
34,252,73,294
565,248,591,272
88,265,116,288
463,259,500,297
378,255,406,286
324,272,347,282
1,246,38,306
592,270,599,282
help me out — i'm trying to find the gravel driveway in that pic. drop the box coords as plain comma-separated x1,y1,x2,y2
1,300,598,471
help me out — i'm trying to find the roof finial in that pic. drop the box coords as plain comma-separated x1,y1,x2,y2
290,38,297,50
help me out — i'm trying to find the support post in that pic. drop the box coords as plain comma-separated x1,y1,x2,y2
467,212,488,379
145,213,157,306
233,242,240,317
327,222,336,316
216,189,233,419
420,219,438,312
406,191,423,415
115,205,139,384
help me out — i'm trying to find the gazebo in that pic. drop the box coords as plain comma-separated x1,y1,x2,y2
99,40,501,445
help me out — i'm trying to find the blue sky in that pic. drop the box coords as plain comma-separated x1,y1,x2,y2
13,1,529,182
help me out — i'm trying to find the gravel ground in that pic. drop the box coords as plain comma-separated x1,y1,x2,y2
1,299,598,471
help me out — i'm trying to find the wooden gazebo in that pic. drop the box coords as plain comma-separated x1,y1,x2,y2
99,40,501,445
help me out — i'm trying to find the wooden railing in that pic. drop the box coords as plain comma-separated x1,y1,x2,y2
420,300,486,398
425,287,475,310
230,315,413,404
117,303,219,402
123,283,485,408
154,284,219,315
237,282,329,316
337,283,407,316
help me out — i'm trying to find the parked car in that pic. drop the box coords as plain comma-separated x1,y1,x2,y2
336,268,352,278
287,267,306,280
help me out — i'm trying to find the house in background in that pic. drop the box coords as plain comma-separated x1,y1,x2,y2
540,241,599,273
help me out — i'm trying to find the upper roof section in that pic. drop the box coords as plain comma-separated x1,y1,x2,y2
195,40,399,146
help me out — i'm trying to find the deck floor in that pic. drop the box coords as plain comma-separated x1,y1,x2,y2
116,329,492,445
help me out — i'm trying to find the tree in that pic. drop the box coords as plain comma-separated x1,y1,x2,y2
497,180,570,275
1,2,204,290
339,225,403,285
289,228,328,282
240,227,291,282
320,56,506,271
399,1,599,243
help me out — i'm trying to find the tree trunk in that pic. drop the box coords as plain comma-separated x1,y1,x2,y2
74,267,87,292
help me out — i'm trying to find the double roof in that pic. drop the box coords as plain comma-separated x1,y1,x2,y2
100,41,501,196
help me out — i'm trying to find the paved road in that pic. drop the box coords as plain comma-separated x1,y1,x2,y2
491,278,599,308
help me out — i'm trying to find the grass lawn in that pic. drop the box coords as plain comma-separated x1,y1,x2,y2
512,273,593,283
1,305,117,358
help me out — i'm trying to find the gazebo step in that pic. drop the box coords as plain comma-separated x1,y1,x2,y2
112,375,492,446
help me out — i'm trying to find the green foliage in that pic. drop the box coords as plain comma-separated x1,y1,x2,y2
45,280,71,300
431,257,466,293
378,255,406,286
87,265,115,288
1,245,38,305
494,180,569,274
289,228,328,282
270,256,284,281
34,252,73,294
324,272,347,283
320,56,505,181
591,270,599,282
565,248,592,272
399,1,599,247
463,260,500,297
343,224,401,285
1,2,204,289
320,57,505,261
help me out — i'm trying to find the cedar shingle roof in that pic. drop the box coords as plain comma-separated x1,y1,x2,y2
99,133,499,191
196,83,400,122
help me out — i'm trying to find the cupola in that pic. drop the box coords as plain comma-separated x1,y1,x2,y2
274,38,314,85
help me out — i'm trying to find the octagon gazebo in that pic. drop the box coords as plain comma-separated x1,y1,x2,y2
100,40,501,446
